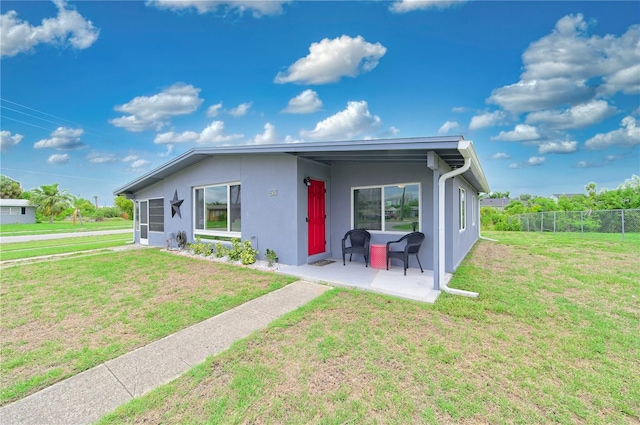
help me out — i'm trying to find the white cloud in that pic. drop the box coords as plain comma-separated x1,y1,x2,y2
526,100,616,129
198,121,243,144
229,102,252,117
86,152,118,163
128,159,151,172
122,155,138,162
451,106,468,113
253,123,278,145
155,120,243,145
574,161,589,168
379,126,400,138
154,131,199,144
469,110,508,130
47,153,69,164
438,120,459,135
538,140,578,154
0,130,23,152
492,152,510,160
488,78,594,114
300,100,382,141
282,90,322,114
491,124,540,142
274,35,387,85
390,0,468,13
584,116,640,150
487,15,640,112
207,102,223,118
508,163,522,169
110,83,203,132
158,145,174,157
528,156,546,166
0,0,99,58
34,127,84,150
146,0,289,17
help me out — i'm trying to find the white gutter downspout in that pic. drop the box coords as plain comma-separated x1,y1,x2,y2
438,141,479,298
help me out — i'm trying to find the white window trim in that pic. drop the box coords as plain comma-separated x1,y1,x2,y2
459,187,467,232
193,182,241,238
350,182,421,234
472,195,476,226
148,197,165,233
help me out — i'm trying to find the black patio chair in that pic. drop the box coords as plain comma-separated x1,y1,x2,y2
386,232,425,275
341,229,371,267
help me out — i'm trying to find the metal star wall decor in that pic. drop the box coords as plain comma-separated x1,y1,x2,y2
170,190,184,218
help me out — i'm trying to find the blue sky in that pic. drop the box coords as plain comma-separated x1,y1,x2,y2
1,0,638,206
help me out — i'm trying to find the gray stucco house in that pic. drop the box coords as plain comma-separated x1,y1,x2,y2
0,199,36,225
114,136,490,291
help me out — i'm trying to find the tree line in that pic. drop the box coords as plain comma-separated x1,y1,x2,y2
481,175,640,231
1,175,133,224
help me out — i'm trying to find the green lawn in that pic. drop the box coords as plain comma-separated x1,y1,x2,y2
0,249,296,405
0,233,132,261
98,231,639,424
0,219,131,237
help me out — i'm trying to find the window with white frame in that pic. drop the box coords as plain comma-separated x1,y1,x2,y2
194,183,241,235
472,195,476,226
459,188,466,230
353,183,420,232
148,198,164,232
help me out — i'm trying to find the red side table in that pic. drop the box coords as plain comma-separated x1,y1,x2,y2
370,244,387,269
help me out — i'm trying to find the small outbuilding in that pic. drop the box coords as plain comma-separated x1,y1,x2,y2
0,199,36,225
114,136,490,291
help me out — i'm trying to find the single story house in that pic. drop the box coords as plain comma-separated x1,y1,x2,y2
480,197,513,210
114,136,490,292
0,199,36,225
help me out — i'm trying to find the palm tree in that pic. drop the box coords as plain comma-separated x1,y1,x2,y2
29,183,73,223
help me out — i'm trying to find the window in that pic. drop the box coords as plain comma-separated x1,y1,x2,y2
471,195,476,226
148,198,164,232
194,183,241,235
459,188,466,230
353,183,420,232
1,207,22,215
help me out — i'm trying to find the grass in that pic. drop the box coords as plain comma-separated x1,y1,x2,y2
0,249,296,405
0,233,132,260
0,219,131,237
97,231,639,424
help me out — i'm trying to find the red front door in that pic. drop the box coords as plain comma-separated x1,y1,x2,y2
308,179,326,256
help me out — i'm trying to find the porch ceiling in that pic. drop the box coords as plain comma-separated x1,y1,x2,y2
291,148,464,167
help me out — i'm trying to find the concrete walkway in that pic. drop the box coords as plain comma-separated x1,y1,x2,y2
0,228,132,244
0,281,331,425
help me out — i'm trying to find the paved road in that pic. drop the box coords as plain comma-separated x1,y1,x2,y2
0,228,132,244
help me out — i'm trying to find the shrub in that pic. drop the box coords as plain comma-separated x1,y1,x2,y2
240,240,258,265
265,248,278,267
214,242,229,258
189,237,212,256
228,238,243,262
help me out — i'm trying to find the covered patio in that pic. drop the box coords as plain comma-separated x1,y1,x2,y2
277,260,451,303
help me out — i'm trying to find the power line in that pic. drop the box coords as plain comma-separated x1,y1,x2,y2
1,98,91,131
0,97,118,146
0,167,114,182
0,115,57,133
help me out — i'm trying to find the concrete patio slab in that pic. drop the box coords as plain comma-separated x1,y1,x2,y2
278,259,449,303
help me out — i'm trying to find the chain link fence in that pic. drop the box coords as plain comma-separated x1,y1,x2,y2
510,209,640,242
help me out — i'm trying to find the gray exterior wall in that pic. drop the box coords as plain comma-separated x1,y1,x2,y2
445,176,480,272
328,162,436,270
129,152,481,272
0,205,36,225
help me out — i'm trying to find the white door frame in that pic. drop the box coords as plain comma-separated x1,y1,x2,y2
140,200,149,245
